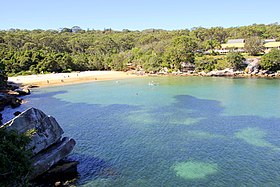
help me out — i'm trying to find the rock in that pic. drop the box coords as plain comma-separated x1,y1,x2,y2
5,108,64,155
3,107,77,180
15,87,31,95
31,137,76,178
37,160,79,183
46,161,79,177
33,160,78,186
13,111,21,116
10,97,22,108
7,82,19,91
55,181,62,186
0,93,22,110
245,58,260,74
0,113,2,125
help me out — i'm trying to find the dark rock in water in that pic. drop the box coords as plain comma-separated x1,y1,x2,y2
27,85,39,88
10,97,22,108
33,160,79,186
46,160,79,177
0,113,2,125
3,108,77,180
7,82,19,91
15,87,31,95
13,111,21,116
0,93,22,110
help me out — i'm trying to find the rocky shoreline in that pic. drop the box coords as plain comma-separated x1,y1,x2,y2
1,108,78,186
0,82,78,186
0,83,31,125
133,68,280,79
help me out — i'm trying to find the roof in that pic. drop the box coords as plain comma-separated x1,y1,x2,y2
264,42,280,48
221,43,245,48
264,39,276,43
227,39,245,44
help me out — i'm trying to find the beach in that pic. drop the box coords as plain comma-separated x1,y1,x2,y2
8,71,139,87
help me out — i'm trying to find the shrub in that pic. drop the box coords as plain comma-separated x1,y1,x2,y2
195,56,217,72
215,58,231,70
259,49,280,71
226,52,246,70
0,128,32,186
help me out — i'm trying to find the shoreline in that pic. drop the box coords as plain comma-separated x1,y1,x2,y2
8,71,141,88
8,70,280,88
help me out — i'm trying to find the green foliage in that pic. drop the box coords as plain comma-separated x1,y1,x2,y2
226,52,246,70
0,24,280,74
215,58,231,70
259,49,280,71
195,56,217,72
244,36,264,56
0,61,7,88
0,128,32,186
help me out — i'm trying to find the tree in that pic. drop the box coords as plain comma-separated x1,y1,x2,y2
0,61,7,89
195,56,217,72
226,52,246,70
259,49,280,71
244,36,264,56
0,128,32,186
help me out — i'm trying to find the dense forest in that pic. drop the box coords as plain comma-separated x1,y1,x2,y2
1,23,280,76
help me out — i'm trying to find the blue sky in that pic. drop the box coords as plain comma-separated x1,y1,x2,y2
1,0,279,30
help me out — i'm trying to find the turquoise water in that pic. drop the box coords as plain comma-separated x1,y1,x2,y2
22,77,280,186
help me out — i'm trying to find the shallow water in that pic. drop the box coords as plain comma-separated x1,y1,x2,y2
19,76,280,186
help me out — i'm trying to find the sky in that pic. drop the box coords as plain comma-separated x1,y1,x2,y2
1,0,279,31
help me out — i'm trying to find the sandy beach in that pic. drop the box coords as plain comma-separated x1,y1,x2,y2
8,71,139,87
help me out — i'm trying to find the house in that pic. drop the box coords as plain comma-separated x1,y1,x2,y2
215,38,280,54
264,41,280,53
264,39,276,43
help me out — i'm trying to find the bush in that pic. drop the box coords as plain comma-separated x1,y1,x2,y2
195,56,217,72
0,128,32,186
259,49,280,71
215,58,231,70
226,52,246,70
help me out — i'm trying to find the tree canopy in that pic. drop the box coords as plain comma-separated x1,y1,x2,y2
244,36,264,56
0,23,280,75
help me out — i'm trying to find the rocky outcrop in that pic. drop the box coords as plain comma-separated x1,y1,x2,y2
5,108,64,155
0,93,22,111
31,137,76,178
14,87,31,95
245,58,260,74
3,107,76,179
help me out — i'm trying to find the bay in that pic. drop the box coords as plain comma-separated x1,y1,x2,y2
20,76,280,186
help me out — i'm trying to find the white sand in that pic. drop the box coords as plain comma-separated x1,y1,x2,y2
8,71,139,87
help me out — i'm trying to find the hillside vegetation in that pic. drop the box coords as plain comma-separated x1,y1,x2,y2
1,23,280,75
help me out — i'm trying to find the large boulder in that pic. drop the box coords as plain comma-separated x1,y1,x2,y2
3,107,76,179
5,108,64,155
31,137,76,178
